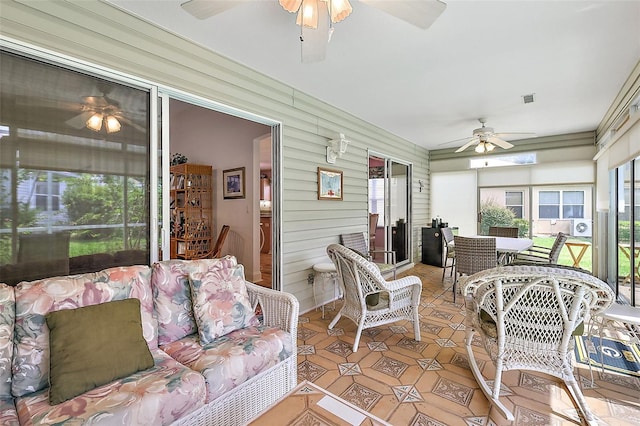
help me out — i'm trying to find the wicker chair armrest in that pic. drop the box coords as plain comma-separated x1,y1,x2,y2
514,253,550,263
369,249,397,265
246,281,299,339
385,275,422,305
526,246,552,254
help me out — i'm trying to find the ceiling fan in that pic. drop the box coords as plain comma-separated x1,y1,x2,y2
65,85,145,134
443,118,534,154
180,0,447,63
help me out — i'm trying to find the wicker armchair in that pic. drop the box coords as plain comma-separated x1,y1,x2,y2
513,231,567,264
452,236,497,302
340,232,397,279
326,244,421,352
461,265,614,425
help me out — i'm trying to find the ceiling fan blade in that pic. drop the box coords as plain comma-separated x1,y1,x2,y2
494,131,535,137
180,0,246,20
65,111,94,129
488,136,513,150
83,96,111,108
455,138,479,153
119,116,147,133
437,135,474,146
360,0,447,30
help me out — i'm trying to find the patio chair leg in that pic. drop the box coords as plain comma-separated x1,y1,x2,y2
352,318,366,352
328,311,342,329
465,327,515,421
413,307,421,342
565,375,598,426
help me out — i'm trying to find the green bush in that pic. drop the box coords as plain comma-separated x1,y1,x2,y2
480,199,515,235
617,220,640,242
513,218,529,237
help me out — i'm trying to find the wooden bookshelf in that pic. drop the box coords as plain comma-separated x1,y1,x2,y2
170,163,213,259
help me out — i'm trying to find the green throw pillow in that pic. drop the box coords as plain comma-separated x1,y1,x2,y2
46,298,154,405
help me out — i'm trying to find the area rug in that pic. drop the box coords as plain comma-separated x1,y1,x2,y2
574,335,640,377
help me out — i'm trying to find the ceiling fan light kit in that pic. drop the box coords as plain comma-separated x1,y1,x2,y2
181,0,446,63
280,0,352,29
474,141,495,153
85,112,121,134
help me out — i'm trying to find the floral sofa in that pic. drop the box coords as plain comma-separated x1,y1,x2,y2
0,256,299,425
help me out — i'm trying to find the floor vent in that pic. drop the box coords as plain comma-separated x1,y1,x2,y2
523,93,535,104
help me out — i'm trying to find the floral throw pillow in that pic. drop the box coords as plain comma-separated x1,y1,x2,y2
188,265,259,344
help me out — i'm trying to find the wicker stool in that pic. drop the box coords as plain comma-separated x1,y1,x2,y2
313,263,338,319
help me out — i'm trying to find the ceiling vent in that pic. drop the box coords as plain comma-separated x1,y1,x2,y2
523,94,535,104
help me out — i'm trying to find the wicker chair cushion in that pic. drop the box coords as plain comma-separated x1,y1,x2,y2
478,309,584,340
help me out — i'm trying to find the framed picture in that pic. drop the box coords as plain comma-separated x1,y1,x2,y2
223,167,246,199
317,167,343,200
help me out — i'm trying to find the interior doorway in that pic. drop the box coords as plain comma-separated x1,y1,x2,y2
159,96,278,289
368,153,411,266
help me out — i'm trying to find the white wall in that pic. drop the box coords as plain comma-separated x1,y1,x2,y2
431,171,478,235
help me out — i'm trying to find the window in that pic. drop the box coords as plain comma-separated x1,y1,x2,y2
562,191,584,218
35,178,61,211
539,191,560,218
539,190,584,219
0,50,151,284
505,191,523,218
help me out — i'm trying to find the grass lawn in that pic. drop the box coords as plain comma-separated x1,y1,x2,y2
532,236,593,271
532,236,632,277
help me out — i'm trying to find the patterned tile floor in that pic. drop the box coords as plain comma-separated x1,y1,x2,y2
297,263,640,426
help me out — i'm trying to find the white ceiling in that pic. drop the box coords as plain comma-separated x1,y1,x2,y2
108,0,640,151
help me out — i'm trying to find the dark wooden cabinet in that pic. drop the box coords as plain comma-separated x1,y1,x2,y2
421,227,444,267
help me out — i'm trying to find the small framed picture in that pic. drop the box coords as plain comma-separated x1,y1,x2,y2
317,167,343,200
223,167,246,199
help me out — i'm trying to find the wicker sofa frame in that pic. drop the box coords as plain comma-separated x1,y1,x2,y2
172,281,299,425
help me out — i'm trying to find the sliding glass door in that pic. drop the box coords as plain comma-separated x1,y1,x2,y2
479,184,593,272
368,153,411,265
0,50,152,285
614,159,639,306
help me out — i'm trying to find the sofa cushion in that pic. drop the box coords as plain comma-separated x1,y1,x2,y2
151,256,238,346
189,265,259,344
0,397,19,426
160,326,292,402
0,283,14,398
15,349,206,426
46,298,154,404
12,266,156,397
